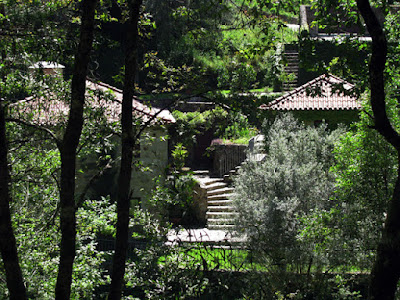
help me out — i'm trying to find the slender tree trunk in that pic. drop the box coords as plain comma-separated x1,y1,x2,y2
356,0,400,299
108,0,142,299
369,157,400,299
55,0,97,298
0,4,26,299
0,102,27,300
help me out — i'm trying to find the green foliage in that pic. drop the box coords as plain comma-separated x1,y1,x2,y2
171,106,258,149
2,70,122,299
142,0,303,93
171,143,188,171
330,96,400,270
171,106,226,148
217,60,258,91
149,144,196,223
231,114,369,297
140,52,206,94
149,173,197,223
233,114,344,269
220,112,259,143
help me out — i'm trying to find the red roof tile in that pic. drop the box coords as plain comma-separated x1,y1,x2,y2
10,80,175,126
259,74,361,111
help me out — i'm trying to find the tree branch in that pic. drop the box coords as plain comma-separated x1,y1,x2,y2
75,158,114,209
6,118,60,147
357,0,400,150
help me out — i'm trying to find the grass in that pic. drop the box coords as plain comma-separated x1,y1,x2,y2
222,126,259,145
159,246,258,271
223,137,252,145
161,245,371,274
185,247,252,271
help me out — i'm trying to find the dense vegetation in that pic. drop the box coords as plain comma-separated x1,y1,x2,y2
3,0,400,299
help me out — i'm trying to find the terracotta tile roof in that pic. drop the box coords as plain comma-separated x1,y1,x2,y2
10,80,175,126
259,74,361,111
86,81,175,124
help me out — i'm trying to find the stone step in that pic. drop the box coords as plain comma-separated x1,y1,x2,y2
285,49,298,53
205,182,228,192
207,224,236,231
285,66,299,71
207,205,235,212
206,211,238,219
207,187,234,196
223,174,232,183
208,194,232,201
207,199,234,206
202,178,224,186
207,218,234,224
207,219,236,229
229,169,237,176
208,218,233,225
193,170,210,176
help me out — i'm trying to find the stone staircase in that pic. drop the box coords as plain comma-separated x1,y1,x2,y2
282,48,299,91
193,171,237,230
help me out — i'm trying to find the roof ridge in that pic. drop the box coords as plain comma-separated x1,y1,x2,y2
259,74,360,111
86,78,123,94
261,74,330,109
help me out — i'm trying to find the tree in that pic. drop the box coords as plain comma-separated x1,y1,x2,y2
0,97,27,300
332,97,399,271
0,1,61,298
108,0,143,298
55,0,98,298
233,114,342,269
355,1,400,299
0,3,27,296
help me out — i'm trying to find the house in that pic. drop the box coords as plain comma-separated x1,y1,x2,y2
10,62,175,206
259,73,361,126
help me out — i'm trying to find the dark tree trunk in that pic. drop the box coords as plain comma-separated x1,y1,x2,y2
356,0,400,299
55,0,97,299
0,3,27,299
108,0,142,299
0,102,27,300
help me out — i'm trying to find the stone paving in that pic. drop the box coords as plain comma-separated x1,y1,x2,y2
166,228,245,245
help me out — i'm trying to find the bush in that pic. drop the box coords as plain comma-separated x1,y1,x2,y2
233,114,344,269
171,107,258,148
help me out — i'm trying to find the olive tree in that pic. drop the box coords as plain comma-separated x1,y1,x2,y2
233,114,343,269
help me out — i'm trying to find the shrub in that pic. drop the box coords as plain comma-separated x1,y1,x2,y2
233,114,344,269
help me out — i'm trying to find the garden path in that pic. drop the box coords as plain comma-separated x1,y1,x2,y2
166,228,245,246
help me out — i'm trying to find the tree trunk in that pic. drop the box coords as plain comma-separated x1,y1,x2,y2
108,0,142,299
0,102,27,300
369,157,400,299
356,0,400,299
55,0,97,299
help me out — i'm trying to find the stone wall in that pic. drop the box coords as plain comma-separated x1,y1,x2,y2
192,181,208,226
75,126,170,209
131,126,170,207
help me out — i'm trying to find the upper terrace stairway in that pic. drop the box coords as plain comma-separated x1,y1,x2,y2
282,48,299,91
